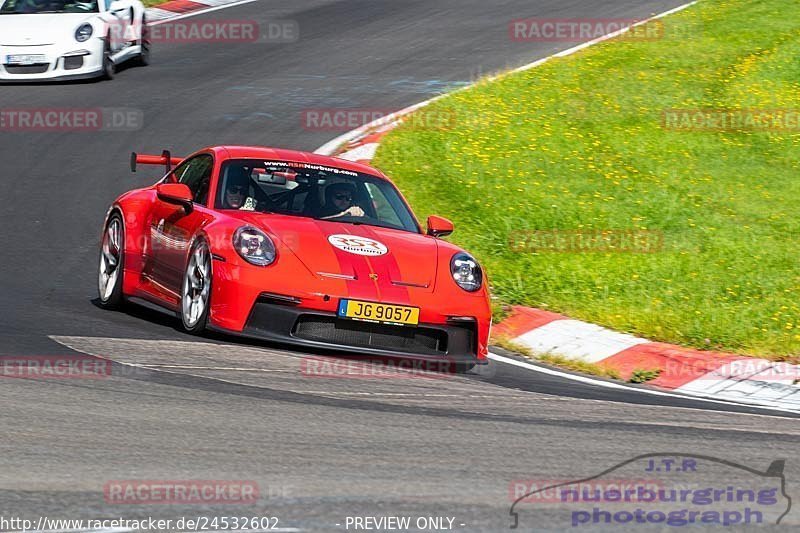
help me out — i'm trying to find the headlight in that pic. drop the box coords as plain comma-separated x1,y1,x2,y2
450,252,482,292
75,24,93,42
233,226,276,266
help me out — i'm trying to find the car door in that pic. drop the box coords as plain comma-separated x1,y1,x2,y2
147,154,214,301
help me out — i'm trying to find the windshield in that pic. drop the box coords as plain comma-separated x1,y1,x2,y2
215,159,421,233
0,0,98,13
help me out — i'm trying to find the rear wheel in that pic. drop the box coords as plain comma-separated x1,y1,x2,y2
181,239,212,334
98,213,125,309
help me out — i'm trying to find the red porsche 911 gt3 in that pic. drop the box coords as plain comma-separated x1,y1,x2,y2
98,146,491,369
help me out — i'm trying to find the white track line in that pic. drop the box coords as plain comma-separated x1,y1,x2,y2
316,1,698,155
99,0,794,416
311,0,800,415
133,364,294,372
43,333,799,415
488,353,800,416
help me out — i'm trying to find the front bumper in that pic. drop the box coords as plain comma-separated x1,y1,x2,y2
211,299,484,366
0,42,103,81
206,251,492,363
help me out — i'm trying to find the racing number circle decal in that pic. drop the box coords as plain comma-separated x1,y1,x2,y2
327,234,388,256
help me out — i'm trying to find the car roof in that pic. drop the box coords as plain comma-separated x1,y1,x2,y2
205,146,388,179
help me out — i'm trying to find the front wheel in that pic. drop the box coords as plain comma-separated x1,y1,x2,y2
453,363,475,374
98,213,125,309
135,15,150,67
181,239,212,334
102,37,115,80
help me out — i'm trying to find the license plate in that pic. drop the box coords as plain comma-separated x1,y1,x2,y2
337,299,419,326
6,54,46,65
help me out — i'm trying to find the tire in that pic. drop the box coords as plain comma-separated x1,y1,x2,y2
102,37,115,80
454,363,476,374
181,239,212,334
98,213,125,309
135,14,150,67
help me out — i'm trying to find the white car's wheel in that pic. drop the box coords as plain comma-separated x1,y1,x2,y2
181,239,212,333
98,213,125,308
102,36,115,80
136,14,150,66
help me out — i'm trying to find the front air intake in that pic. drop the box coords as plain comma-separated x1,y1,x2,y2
293,315,447,355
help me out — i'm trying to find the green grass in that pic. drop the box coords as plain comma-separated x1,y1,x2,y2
629,369,662,384
374,0,800,361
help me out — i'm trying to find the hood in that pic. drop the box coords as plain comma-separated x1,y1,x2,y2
233,213,439,293
0,14,95,46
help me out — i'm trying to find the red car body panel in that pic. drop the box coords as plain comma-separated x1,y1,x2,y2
104,146,492,363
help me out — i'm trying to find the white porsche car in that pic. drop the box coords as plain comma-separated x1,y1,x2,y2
0,0,149,82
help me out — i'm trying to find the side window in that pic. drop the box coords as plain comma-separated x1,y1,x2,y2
166,161,188,184
176,155,214,205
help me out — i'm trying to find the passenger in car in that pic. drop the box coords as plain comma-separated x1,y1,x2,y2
223,167,257,211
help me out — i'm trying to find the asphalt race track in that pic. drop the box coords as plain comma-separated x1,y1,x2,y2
2,0,800,531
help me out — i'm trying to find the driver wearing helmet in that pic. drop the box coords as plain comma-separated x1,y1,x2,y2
320,182,364,219
223,167,257,211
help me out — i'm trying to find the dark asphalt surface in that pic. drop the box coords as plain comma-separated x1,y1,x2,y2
3,0,799,531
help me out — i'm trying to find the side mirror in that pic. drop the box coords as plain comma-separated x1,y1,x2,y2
426,215,454,238
108,0,125,11
156,183,193,212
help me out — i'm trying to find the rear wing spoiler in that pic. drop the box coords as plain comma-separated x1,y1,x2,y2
130,151,184,174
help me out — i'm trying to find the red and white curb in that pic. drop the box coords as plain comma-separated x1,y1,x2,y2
314,0,800,412
493,307,800,410
146,0,258,24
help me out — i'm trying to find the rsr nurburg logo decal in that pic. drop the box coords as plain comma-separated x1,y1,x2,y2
327,234,388,256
